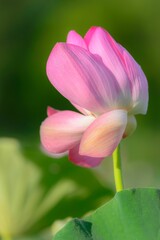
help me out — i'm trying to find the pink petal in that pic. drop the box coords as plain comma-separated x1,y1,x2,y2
40,110,95,154
85,27,132,106
67,30,87,49
46,43,122,115
71,102,92,116
41,145,68,158
79,109,127,158
47,106,59,116
119,47,148,114
69,144,104,168
84,26,97,45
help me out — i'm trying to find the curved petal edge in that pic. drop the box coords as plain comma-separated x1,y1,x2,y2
79,109,128,158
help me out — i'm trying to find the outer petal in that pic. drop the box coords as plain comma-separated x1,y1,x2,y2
69,144,104,168
79,109,127,158
85,27,132,107
67,30,87,49
46,43,122,115
119,47,148,114
40,110,95,153
41,146,68,158
47,106,59,116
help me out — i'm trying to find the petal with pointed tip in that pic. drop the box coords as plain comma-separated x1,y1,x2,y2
79,109,127,158
40,110,95,153
84,26,97,45
67,30,87,49
119,47,148,114
46,43,121,115
85,27,132,106
47,106,59,116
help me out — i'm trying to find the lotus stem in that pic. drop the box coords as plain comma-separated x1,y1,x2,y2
112,145,124,192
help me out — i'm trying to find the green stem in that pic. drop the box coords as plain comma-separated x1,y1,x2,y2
112,145,124,192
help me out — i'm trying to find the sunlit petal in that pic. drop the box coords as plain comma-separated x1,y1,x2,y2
40,110,95,153
80,109,127,157
85,26,132,108
46,43,122,115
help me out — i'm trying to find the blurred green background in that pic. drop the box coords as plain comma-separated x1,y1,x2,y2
0,0,160,238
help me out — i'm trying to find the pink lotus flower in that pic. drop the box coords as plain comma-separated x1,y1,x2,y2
40,26,148,168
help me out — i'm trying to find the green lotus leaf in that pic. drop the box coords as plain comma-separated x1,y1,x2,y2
53,188,160,240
